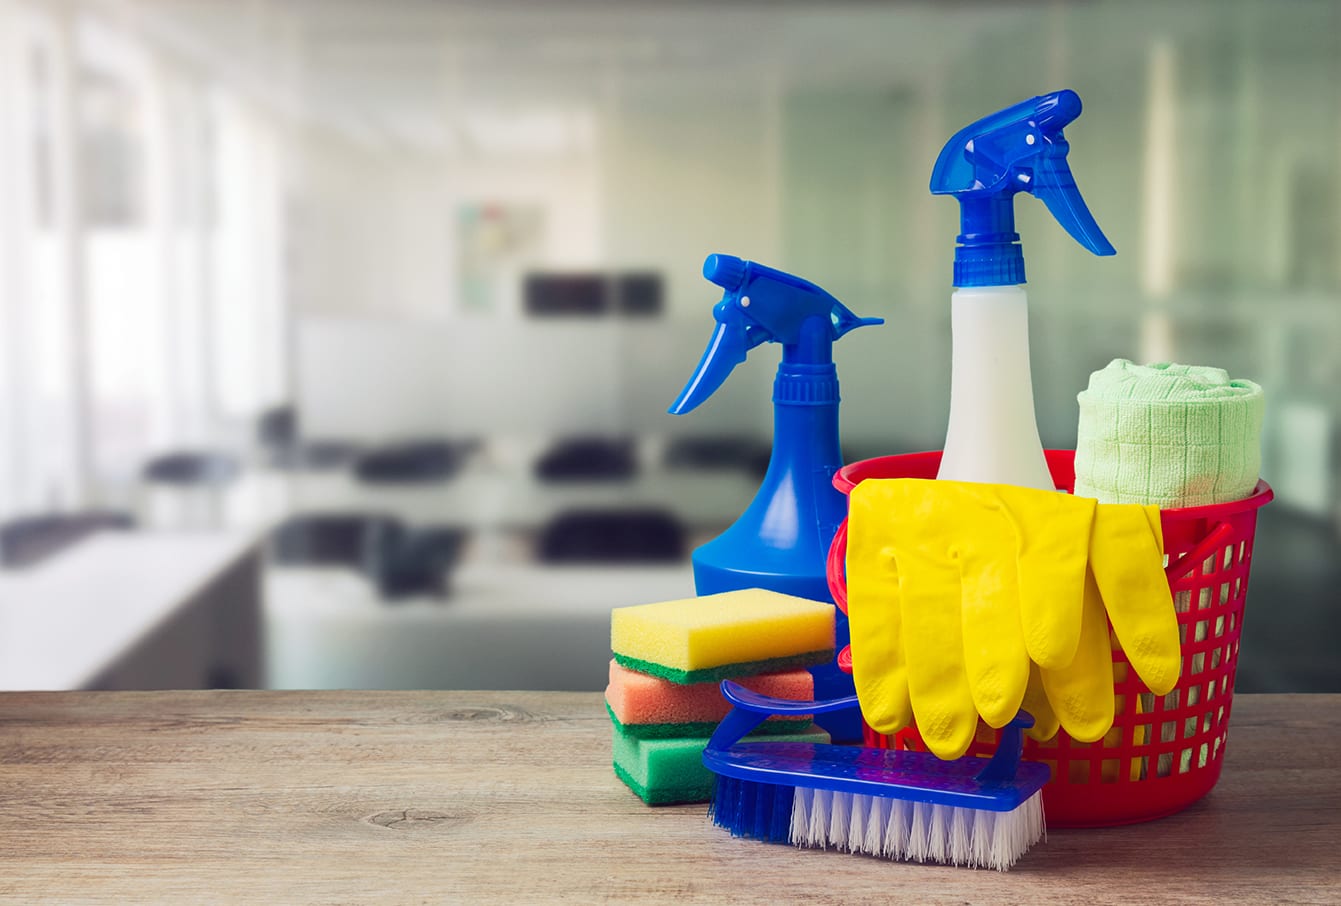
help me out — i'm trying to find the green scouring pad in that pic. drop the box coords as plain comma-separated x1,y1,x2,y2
611,720,829,806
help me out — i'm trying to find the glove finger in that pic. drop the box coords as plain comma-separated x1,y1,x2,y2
1021,661,1060,743
1040,565,1115,743
1090,503,1181,696
846,481,912,734
998,486,1096,670
959,514,1029,729
900,537,977,761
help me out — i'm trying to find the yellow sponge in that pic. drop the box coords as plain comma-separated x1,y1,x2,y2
610,588,835,684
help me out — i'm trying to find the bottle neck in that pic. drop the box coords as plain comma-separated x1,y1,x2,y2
955,195,1026,287
766,361,844,510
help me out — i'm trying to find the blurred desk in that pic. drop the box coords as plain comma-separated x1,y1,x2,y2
264,559,693,691
0,532,262,690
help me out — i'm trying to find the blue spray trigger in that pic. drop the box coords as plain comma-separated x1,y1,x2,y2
931,89,1113,286
1032,150,1115,256
668,311,759,415
668,255,881,415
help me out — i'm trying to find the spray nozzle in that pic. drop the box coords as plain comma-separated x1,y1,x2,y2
669,254,882,415
931,89,1114,287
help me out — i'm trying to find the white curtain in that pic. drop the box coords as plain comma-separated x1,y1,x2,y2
0,2,83,518
0,0,289,522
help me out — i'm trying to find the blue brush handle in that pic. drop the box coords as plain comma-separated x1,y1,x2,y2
976,710,1035,783
707,679,1036,780
705,681,860,754
721,680,860,716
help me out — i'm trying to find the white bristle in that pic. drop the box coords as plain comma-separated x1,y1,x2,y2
884,798,911,861
865,793,890,857
928,804,950,861
788,788,1045,871
809,789,832,849
824,792,847,850
907,801,931,863
949,805,972,866
970,806,994,867
790,786,812,845
847,790,869,853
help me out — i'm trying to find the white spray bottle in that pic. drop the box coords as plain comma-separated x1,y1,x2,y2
930,90,1115,487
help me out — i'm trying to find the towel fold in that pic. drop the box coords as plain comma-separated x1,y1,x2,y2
1073,359,1264,508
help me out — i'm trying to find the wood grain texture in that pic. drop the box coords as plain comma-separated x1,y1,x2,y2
0,691,1337,904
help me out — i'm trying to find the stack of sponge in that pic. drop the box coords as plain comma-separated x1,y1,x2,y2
607,588,836,805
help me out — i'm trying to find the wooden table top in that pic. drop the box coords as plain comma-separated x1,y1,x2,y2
0,691,1336,904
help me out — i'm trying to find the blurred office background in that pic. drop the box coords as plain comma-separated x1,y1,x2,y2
0,0,1336,693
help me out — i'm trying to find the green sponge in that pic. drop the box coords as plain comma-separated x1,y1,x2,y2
610,588,835,684
611,721,830,806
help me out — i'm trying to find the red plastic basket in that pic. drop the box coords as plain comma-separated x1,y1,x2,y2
826,449,1273,827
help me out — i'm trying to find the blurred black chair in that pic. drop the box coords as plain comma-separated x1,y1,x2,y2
142,451,242,486
663,435,771,479
365,522,470,600
270,514,468,601
537,508,686,564
534,436,637,482
0,511,135,569
354,440,471,483
256,405,298,450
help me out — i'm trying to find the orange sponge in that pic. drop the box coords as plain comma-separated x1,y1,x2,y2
605,660,813,738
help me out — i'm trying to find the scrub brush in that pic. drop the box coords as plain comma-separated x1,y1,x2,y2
703,682,1049,871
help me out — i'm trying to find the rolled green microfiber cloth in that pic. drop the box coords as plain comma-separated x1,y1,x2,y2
1073,359,1264,508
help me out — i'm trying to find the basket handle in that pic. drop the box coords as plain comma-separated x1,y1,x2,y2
826,517,849,615
1164,520,1236,585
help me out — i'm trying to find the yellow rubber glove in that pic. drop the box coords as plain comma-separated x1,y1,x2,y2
844,492,911,734
847,479,1093,759
1039,564,1115,742
1031,502,1178,738
1088,503,1181,696
1020,661,1061,743
846,479,1178,759
993,486,1097,670
846,480,979,758
1019,659,1062,745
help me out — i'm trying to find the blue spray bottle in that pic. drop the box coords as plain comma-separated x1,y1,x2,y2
670,254,882,741
930,89,1115,487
